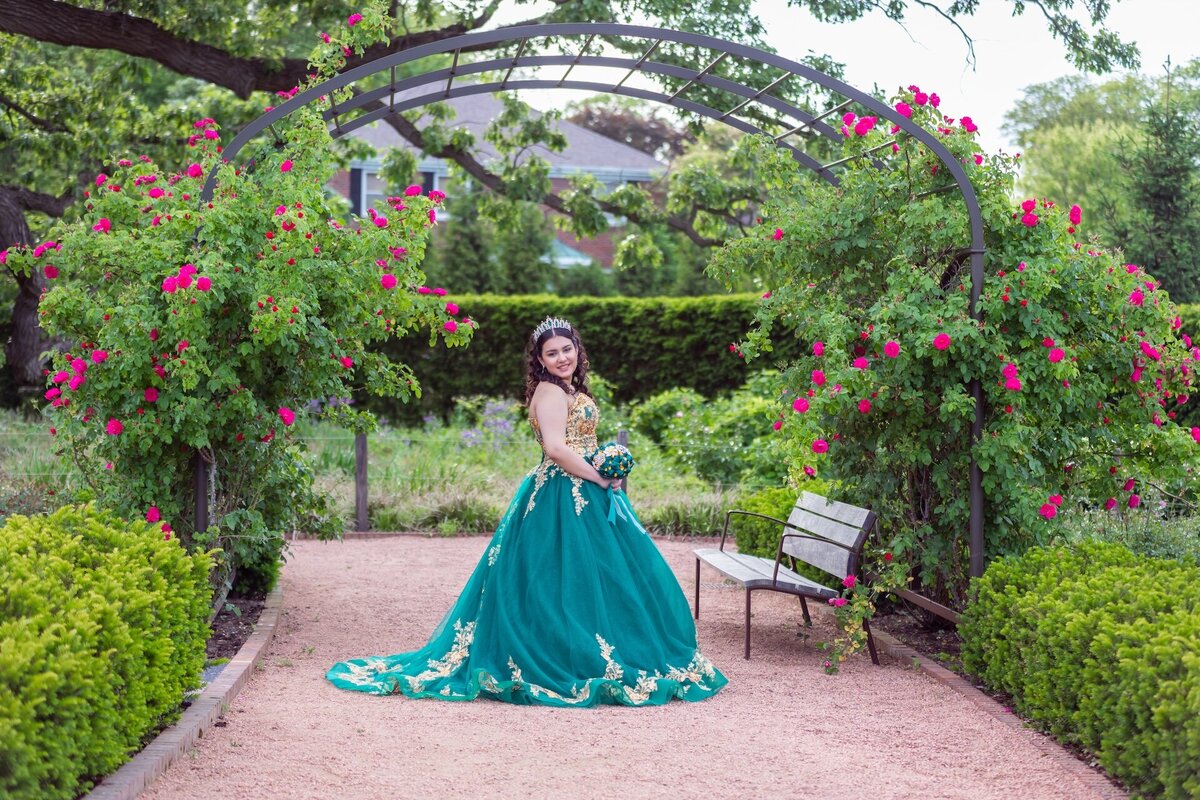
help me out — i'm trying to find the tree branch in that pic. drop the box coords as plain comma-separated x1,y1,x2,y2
0,91,70,134
0,184,73,218
0,0,499,99
371,100,721,247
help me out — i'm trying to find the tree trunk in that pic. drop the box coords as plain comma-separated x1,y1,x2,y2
0,187,55,403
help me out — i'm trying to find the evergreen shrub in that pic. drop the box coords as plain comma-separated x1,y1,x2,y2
960,541,1200,799
0,505,212,800
371,294,803,422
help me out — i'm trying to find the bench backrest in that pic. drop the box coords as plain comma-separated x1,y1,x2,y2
782,491,875,580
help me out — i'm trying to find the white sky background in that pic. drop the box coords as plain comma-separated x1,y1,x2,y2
490,0,1200,156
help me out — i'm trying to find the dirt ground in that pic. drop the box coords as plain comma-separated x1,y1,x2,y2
141,535,1121,800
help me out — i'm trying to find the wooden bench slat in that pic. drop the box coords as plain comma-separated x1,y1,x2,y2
781,537,855,581
799,490,874,528
694,549,838,597
784,506,865,547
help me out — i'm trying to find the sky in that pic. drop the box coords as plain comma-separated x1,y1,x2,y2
493,0,1200,157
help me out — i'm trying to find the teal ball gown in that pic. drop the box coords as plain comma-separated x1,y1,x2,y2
326,392,727,706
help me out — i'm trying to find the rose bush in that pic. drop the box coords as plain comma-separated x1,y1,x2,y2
2,8,471,593
710,86,1199,605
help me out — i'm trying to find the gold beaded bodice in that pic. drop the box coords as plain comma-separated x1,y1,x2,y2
530,393,599,456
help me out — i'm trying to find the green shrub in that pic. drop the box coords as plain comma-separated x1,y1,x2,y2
960,541,1200,798
0,505,213,800
630,388,707,445
1059,508,1200,566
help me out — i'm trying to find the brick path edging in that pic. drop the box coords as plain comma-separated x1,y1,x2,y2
865,623,1128,800
83,582,285,800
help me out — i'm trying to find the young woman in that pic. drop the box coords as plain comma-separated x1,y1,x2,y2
326,316,726,706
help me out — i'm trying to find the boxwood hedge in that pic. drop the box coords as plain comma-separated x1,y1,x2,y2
0,505,212,800
960,541,1200,799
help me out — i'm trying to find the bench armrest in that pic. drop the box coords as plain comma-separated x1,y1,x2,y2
719,509,789,552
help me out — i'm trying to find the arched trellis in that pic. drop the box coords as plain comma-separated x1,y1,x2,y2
201,23,988,582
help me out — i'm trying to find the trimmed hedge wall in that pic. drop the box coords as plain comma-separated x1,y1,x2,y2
369,294,801,422
960,541,1200,799
0,505,213,800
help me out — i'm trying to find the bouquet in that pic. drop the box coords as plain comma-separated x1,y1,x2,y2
589,442,635,480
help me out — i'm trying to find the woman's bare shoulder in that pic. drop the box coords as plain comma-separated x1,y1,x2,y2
532,381,571,401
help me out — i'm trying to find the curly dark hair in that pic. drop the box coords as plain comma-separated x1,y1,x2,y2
524,325,591,404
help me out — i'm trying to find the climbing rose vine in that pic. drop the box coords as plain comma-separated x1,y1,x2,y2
4,8,470,591
710,86,1198,605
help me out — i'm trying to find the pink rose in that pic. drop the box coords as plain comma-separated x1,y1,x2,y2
179,263,196,277
914,91,928,105
91,349,108,364
186,163,202,178
162,276,178,294
280,159,293,172
43,265,58,279
69,374,85,391
443,320,458,333
772,228,783,241
340,357,353,369
857,399,871,414
1039,503,1057,520
812,341,825,357
1021,212,1039,227
45,388,61,400
852,357,869,370
146,506,160,523
792,397,809,413
177,339,189,352
445,302,459,315
373,216,388,228
1048,348,1065,363
70,358,87,374
895,101,912,118
347,12,363,25
278,407,296,426
176,271,192,289
106,418,123,436
933,333,951,351
1022,199,1037,213
1139,341,1161,361
1123,479,1136,492
1129,289,1145,306
884,340,900,358
404,184,422,196
842,574,857,588
92,218,111,233
812,370,826,386
1005,377,1022,392
1002,362,1018,379
1128,494,1141,508
1069,205,1082,225
1049,494,1063,507
144,387,158,402
1104,497,1117,511
380,274,397,289
52,371,68,384
196,276,212,291
772,419,783,431
812,439,829,454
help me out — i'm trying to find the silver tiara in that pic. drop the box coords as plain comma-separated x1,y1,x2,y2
532,316,572,341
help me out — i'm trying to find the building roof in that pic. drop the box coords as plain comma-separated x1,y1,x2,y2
348,93,662,181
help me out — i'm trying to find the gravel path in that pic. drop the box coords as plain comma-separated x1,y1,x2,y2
142,535,1117,800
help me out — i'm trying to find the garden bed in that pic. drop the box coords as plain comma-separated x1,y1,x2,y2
205,592,266,662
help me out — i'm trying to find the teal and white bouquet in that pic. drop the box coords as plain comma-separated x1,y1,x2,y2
589,442,635,480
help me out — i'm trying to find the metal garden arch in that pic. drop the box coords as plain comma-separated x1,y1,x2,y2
201,23,989,583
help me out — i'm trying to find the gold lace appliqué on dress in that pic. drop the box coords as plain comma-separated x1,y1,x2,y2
525,393,599,517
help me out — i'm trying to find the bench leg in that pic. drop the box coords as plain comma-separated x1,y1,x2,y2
744,589,753,660
798,596,812,627
693,558,700,620
862,618,880,666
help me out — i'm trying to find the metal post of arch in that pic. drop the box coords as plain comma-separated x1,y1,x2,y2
202,23,987,581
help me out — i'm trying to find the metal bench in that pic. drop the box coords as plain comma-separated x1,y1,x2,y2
694,490,880,663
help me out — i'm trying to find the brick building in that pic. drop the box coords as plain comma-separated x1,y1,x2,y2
336,93,663,267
